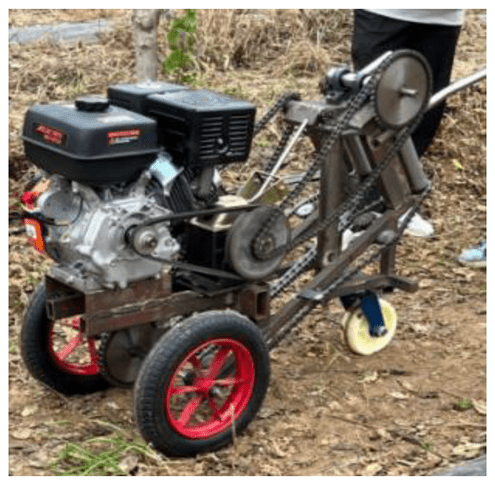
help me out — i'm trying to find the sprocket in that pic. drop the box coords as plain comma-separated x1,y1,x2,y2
227,205,289,281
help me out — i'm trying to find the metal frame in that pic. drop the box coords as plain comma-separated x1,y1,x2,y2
45,90,427,347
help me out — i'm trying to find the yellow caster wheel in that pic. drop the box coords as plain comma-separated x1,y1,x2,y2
341,299,397,356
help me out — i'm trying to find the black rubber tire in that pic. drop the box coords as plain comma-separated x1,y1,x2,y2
133,310,270,457
20,283,110,395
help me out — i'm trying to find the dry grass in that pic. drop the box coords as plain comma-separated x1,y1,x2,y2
8,9,129,27
195,9,350,72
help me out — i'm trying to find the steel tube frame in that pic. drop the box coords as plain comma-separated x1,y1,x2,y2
46,96,423,345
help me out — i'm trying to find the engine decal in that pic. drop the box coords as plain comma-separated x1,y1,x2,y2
34,124,66,146
108,129,141,145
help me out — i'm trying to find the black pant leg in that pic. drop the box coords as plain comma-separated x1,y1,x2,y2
352,10,411,70
406,24,461,156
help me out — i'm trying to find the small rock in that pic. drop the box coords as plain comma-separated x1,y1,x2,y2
118,453,140,475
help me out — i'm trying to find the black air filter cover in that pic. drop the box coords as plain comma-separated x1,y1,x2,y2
108,81,189,114
146,89,256,167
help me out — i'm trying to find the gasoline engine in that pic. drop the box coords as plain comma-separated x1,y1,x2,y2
22,84,259,292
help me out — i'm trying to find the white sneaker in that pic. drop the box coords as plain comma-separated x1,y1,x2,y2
342,211,433,251
400,212,434,238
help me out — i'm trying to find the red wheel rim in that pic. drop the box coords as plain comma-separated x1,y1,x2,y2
48,317,100,376
165,338,255,439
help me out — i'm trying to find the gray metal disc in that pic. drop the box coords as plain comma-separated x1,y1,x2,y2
228,206,289,281
375,51,431,128
100,324,156,388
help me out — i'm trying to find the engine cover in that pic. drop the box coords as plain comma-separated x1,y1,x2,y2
41,172,180,292
22,97,159,186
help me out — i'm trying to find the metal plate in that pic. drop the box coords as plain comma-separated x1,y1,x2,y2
375,51,431,128
100,324,158,388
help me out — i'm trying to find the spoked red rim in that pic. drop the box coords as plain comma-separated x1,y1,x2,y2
165,338,255,439
48,316,100,376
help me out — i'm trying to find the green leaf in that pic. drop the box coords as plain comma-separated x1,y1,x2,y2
454,397,473,411
162,9,197,80
167,29,180,47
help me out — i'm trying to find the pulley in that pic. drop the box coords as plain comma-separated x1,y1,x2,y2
227,205,289,281
374,50,432,129
99,324,158,388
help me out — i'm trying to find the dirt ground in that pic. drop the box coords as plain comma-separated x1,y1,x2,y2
8,9,486,476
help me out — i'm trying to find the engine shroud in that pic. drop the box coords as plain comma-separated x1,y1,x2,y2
107,80,189,114
22,98,159,186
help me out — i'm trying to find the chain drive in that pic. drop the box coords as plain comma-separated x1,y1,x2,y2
249,52,432,345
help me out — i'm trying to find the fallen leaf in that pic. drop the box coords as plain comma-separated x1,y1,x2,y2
472,399,486,415
11,428,31,440
21,405,37,417
328,401,342,411
452,441,486,459
365,463,383,475
419,279,433,289
359,371,378,384
399,380,416,392
390,392,408,400
268,441,287,458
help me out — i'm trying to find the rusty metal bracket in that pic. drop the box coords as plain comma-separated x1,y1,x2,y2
44,273,272,338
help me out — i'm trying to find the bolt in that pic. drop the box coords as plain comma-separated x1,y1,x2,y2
400,86,418,98
143,235,158,249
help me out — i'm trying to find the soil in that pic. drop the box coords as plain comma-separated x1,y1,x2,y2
8,9,486,476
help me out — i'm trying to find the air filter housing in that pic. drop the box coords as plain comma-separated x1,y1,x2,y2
107,81,189,114
146,89,256,168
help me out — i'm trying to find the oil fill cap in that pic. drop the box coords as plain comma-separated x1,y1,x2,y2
75,96,110,112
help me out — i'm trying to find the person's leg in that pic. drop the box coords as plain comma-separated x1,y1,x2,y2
351,11,412,213
352,9,411,70
405,23,461,156
350,10,437,238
